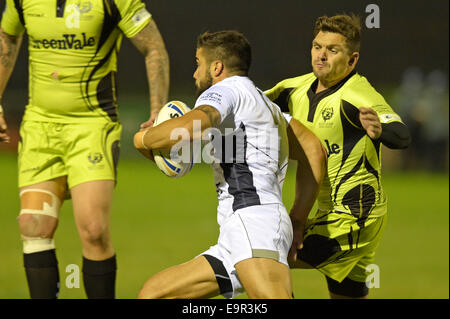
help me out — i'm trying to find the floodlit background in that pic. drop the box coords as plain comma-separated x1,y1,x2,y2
0,0,448,298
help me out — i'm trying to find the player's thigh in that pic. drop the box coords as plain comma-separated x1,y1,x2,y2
138,256,220,299
71,180,115,237
65,122,121,235
64,122,121,190
235,258,292,299
18,176,68,237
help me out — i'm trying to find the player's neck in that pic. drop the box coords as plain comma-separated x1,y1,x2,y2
212,71,246,85
316,70,355,94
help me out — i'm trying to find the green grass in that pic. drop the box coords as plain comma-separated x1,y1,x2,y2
0,152,448,299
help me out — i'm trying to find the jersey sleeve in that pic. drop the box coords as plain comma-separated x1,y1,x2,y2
264,80,292,114
1,0,25,36
342,76,404,124
264,81,284,103
114,0,152,38
194,85,236,123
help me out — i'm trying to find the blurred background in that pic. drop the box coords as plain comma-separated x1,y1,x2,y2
0,0,448,299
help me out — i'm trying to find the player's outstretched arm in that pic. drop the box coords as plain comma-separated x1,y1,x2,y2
134,104,220,155
359,107,411,149
286,119,327,264
0,28,23,143
130,19,170,129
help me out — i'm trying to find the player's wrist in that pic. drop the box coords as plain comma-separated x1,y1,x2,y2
133,129,150,150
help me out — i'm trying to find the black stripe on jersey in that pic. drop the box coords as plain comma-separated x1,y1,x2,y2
272,88,293,113
339,100,366,165
111,140,120,180
220,162,261,211
56,0,67,18
97,71,118,121
99,0,121,51
341,100,363,129
82,44,118,120
219,124,261,211
12,0,25,26
332,100,366,190
342,182,376,221
80,0,121,120
306,70,356,122
333,156,363,205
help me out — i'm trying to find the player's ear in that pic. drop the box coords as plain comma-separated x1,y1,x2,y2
211,60,224,77
348,52,359,67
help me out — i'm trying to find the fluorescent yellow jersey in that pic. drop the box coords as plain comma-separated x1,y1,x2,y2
266,71,405,220
1,0,152,123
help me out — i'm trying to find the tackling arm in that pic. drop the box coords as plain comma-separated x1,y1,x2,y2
0,28,23,142
287,118,326,221
359,107,411,149
129,19,170,128
286,119,327,261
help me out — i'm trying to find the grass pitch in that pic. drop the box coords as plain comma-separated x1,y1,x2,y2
0,152,448,299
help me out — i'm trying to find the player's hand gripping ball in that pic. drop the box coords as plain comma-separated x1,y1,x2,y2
153,101,194,178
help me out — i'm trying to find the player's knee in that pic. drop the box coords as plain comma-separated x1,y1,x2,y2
19,189,60,238
79,221,108,246
18,213,58,238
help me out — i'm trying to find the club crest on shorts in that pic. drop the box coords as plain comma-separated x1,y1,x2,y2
88,152,103,164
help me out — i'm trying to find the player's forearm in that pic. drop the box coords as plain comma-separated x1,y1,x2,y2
288,119,327,185
134,109,212,151
0,29,22,103
130,20,170,116
379,122,411,149
288,119,326,222
290,164,318,225
145,42,169,116
291,143,325,223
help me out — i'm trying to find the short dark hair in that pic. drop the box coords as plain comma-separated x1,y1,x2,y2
313,14,361,53
197,30,252,75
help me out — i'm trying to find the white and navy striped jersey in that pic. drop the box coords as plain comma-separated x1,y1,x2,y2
194,76,289,224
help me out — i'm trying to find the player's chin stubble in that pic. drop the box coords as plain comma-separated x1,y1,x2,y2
195,73,213,97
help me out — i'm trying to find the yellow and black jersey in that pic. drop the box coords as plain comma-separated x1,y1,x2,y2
1,0,151,123
266,71,405,220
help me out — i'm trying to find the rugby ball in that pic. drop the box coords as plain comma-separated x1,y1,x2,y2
153,101,194,178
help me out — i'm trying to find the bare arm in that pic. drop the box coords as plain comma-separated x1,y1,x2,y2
129,19,170,129
0,28,23,142
133,105,220,158
286,118,327,263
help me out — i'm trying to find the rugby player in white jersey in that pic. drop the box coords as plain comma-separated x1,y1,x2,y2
134,30,326,299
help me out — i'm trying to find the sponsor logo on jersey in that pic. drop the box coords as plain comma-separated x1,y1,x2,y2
31,33,96,50
324,139,340,157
